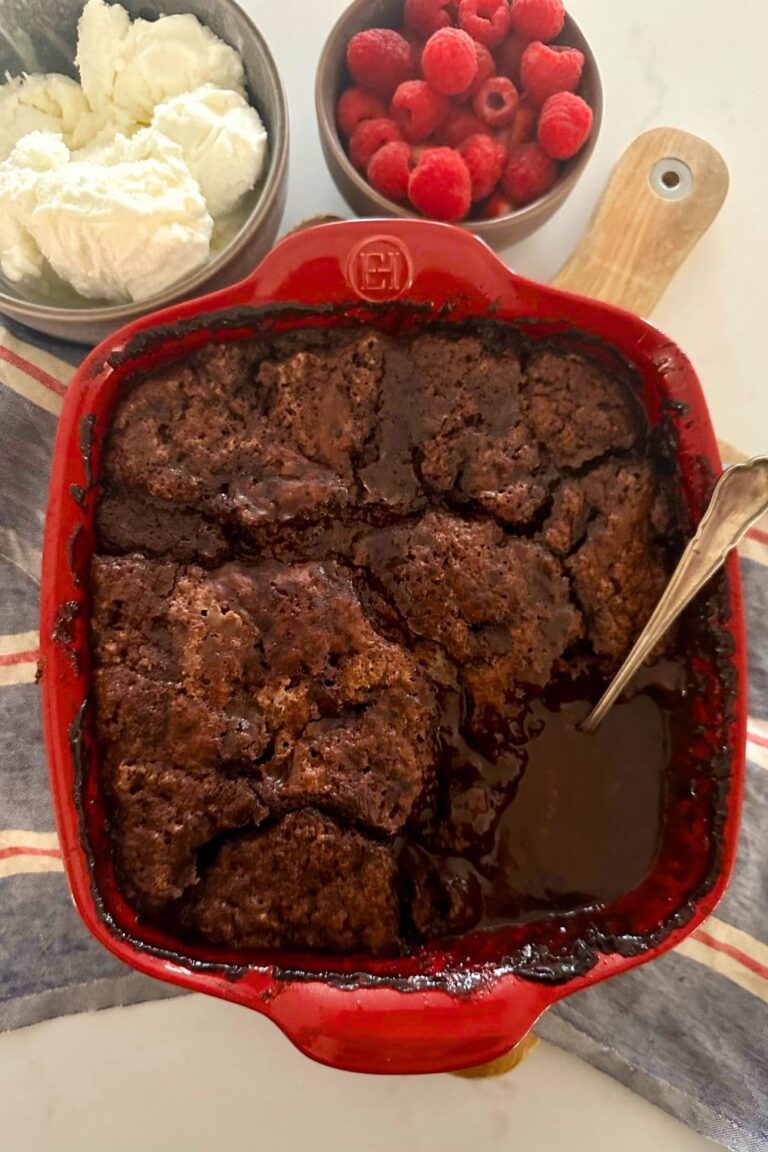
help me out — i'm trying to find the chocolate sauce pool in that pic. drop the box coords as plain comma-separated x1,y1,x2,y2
395,664,681,942
490,697,664,913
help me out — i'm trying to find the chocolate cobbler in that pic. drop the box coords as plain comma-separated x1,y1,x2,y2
91,324,684,956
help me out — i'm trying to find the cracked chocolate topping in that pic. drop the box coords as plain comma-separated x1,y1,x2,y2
90,323,688,958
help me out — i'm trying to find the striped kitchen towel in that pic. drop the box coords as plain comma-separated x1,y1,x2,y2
1,318,765,1150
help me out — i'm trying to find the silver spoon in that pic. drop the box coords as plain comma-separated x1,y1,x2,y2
581,456,768,734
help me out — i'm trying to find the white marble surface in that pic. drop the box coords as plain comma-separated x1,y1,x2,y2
2,0,765,1148
0,996,718,1152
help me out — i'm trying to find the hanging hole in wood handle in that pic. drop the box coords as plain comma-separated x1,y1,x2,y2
552,128,729,317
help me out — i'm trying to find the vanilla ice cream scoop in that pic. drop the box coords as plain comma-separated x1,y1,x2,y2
0,132,70,283
76,0,245,124
21,130,213,302
150,84,268,217
0,74,89,160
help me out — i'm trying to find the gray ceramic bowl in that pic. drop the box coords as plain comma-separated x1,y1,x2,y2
316,0,602,248
0,0,289,344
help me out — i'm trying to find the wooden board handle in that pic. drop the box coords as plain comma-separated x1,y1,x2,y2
552,128,729,316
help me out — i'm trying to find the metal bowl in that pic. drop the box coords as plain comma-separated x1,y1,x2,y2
0,0,289,344
316,0,602,248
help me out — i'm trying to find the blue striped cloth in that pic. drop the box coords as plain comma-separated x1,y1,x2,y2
1,315,765,1150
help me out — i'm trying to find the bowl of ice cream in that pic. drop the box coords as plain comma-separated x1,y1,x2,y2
0,0,289,344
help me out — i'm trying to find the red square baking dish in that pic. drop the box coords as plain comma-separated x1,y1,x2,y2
40,218,746,1075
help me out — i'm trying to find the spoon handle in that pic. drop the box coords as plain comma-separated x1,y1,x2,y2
581,457,768,734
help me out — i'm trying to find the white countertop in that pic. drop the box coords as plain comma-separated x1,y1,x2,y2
0,995,719,1152
3,0,764,1147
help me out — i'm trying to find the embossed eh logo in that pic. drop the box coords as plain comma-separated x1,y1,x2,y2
346,237,413,302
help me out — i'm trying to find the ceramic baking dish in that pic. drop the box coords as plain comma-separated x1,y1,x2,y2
40,213,745,1074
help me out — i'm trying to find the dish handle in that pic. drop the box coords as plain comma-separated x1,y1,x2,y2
228,968,557,1076
223,218,526,315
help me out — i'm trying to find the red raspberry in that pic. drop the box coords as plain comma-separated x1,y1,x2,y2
458,133,508,200
505,95,538,147
408,147,472,220
473,76,519,127
495,34,527,84
367,140,414,203
481,190,513,217
520,41,584,106
433,106,491,146
502,141,557,204
537,91,593,159
509,0,565,42
467,42,496,97
349,117,402,171
422,28,478,96
346,28,413,99
391,80,449,142
405,0,453,38
458,0,511,49
336,87,389,139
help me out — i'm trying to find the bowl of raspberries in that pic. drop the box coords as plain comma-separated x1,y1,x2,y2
316,0,602,243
